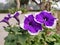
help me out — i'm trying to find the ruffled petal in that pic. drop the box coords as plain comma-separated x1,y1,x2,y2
46,19,58,29
22,15,42,35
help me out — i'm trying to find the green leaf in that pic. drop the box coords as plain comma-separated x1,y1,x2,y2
48,42,54,45
11,26,20,32
52,34,60,42
4,26,11,32
5,33,16,42
46,36,56,42
17,34,28,45
5,41,17,45
54,43,60,45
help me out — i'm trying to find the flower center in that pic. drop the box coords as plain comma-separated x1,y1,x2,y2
43,17,48,21
29,21,34,26
29,22,32,26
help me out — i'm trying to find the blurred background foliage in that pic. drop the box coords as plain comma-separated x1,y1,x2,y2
0,0,60,13
0,0,29,13
0,0,49,13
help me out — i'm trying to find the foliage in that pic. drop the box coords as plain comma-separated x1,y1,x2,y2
4,25,60,45
0,10,9,13
0,8,28,13
8,8,17,14
8,8,28,14
19,8,28,13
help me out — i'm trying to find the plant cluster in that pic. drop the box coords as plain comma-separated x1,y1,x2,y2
0,10,60,45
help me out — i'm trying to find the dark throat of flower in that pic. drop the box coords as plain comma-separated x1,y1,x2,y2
43,17,48,21
29,22,32,26
29,22,34,26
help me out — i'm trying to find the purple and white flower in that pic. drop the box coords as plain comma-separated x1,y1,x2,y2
34,10,57,28
0,13,11,25
13,11,20,25
20,14,42,35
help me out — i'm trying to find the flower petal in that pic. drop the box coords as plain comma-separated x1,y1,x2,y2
23,15,42,35
46,19,58,29
0,14,11,25
28,30,40,35
35,10,57,28
35,14,44,23
13,12,20,25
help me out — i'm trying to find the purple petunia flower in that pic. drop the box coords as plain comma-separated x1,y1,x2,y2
20,14,42,35
13,11,21,25
0,13,11,25
34,10,57,28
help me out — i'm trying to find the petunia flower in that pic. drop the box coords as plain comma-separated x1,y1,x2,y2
0,13,11,25
34,10,57,29
13,11,22,25
20,14,42,35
